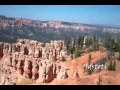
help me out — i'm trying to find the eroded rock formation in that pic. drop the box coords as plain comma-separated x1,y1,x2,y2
0,39,69,84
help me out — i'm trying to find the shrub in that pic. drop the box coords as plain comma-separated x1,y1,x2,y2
88,48,94,53
96,57,107,65
94,57,107,73
75,50,81,58
108,60,116,71
85,68,93,75
61,56,66,62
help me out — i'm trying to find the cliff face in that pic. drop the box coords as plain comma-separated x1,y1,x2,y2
0,17,120,33
0,18,96,29
0,15,120,43
0,39,70,85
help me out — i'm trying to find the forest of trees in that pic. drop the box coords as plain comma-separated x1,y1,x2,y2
65,33,120,58
64,33,120,72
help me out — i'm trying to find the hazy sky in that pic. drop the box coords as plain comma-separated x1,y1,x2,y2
0,5,120,27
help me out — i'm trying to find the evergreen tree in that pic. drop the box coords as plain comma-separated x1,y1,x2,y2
107,50,113,60
81,36,84,47
65,37,71,55
118,54,120,61
113,60,116,71
78,35,84,48
104,34,115,51
74,35,82,58
75,47,81,58
108,60,113,71
65,37,70,50
92,34,99,51
78,35,81,47
104,33,110,50
88,54,92,65
108,60,116,71
114,37,120,53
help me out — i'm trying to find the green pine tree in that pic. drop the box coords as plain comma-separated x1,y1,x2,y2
88,54,92,65
108,60,113,71
113,60,116,71
108,60,116,71
118,54,120,61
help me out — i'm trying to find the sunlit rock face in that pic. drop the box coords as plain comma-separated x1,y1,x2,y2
0,39,69,84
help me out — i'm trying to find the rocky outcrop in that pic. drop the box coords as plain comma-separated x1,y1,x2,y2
0,39,69,84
